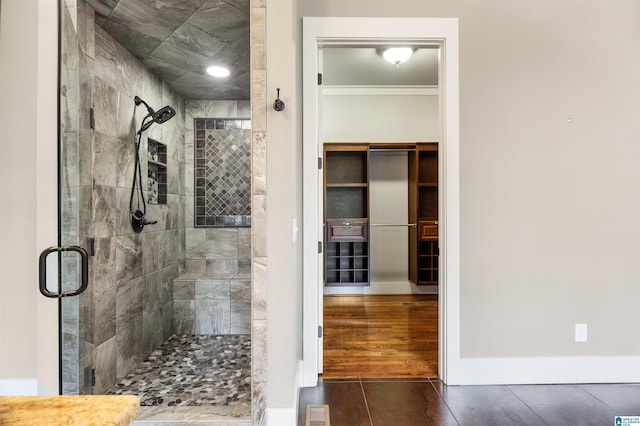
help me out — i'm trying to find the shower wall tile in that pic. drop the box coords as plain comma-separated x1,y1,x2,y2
173,280,194,300
116,91,137,145
252,194,267,258
238,100,251,118
230,300,251,334
94,336,117,394
252,132,266,195
238,228,251,259
143,273,162,316
185,259,206,274
177,195,187,229
253,257,267,320
93,132,117,187
167,158,180,195
93,185,116,238
93,78,119,137
116,320,143,379
205,259,238,278
115,188,133,235
162,264,178,303
115,276,143,333
91,237,116,292
252,69,266,132
142,308,163,355
161,301,173,341
252,320,267,424
141,231,164,275
186,228,207,257
231,280,251,300
195,280,230,300
194,300,230,334
115,138,135,189
93,285,116,346
237,258,251,279
116,234,142,281
115,42,143,96
163,229,183,268
80,186,93,240
251,8,265,71
173,300,195,335
205,228,238,259
166,194,181,230
94,27,116,86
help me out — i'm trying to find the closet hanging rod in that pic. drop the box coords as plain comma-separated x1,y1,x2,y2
370,223,417,227
368,148,416,152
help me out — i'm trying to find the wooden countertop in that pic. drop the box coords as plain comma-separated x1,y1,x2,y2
0,395,140,426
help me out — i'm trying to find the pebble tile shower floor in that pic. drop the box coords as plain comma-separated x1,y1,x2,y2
108,335,251,424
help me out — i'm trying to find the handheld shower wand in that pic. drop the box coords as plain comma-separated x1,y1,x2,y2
129,95,176,233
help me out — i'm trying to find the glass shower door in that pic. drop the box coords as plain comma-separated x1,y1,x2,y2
58,0,94,395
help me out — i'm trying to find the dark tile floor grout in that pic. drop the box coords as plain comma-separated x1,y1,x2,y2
299,378,640,426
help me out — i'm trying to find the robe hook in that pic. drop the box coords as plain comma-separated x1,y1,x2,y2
273,88,285,111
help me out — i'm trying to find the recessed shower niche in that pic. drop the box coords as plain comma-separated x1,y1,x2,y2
147,138,167,205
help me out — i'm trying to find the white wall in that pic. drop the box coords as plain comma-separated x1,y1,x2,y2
0,0,58,395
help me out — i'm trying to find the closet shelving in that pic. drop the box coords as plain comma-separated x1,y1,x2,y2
416,143,438,286
323,144,370,286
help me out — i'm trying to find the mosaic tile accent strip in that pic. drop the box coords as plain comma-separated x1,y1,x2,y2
108,335,250,411
195,118,251,227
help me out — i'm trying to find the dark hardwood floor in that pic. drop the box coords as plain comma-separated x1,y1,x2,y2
322,294,438,379
298,379,640,426
311,294,640,425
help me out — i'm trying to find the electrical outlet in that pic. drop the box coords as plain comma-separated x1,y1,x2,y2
575,323,588,343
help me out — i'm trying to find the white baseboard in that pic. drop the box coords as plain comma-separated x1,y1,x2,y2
266,361,302,426
448,356,640,385
0,378,38,396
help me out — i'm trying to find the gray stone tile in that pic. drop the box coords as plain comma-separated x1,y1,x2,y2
116,234,142,282
142,308,163,355
173,300,195,335
93,184,116,238
93,132,117,187
205,259,238,278
173,280,194,300
230,280,251,300
90,237,116,292
93,285,116,346
94,336,117,394
116,277,143,333
116,320,143,379
195,300,230,334
195,280,230,300
230,299,251,334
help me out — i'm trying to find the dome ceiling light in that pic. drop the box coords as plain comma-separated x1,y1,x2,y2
382,47,414,68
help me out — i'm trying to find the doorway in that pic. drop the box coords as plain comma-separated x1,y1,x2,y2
301,17,461,387
321,143,439,379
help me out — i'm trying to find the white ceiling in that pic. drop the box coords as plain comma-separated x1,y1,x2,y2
322,47,439,87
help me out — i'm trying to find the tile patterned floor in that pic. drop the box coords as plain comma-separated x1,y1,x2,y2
108,335,251,424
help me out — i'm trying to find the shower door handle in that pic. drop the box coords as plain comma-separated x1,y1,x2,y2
38,246,89,298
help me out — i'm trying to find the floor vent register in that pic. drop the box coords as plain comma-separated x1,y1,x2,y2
306,404,331,426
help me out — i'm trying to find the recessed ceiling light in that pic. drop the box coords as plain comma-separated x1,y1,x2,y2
206,66,230,77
